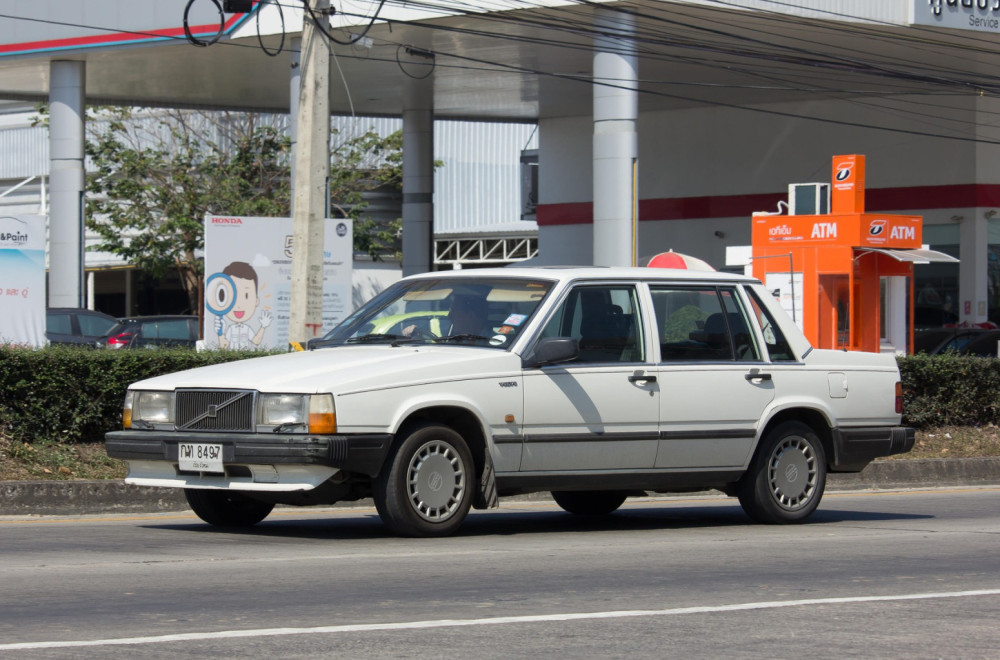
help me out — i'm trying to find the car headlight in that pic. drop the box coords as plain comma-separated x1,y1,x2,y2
257,394,336,434
125,390,174,428
259,394,308,426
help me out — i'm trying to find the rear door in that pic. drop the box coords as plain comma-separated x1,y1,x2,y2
519,283,660,471
651,284,774,469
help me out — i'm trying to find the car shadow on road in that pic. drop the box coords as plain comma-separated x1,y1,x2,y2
143,500,933,541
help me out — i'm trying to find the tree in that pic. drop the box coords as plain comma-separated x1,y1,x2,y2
80,107,402,313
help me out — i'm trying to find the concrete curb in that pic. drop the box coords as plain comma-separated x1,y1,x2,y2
2,458,999,517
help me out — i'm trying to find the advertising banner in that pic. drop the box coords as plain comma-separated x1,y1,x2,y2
831,154,865,214
752,213,923,249
0,214,46,346
912,1,1000,34
765,271,804,331
203,215,353,350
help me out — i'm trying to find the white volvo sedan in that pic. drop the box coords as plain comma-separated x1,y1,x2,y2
106,267,914,536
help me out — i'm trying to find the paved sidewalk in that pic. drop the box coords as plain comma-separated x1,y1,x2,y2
2,457,998,517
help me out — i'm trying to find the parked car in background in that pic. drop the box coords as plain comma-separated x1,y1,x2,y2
913,327,989,355
99,315,200,349
46,307,118,346
956,330,1000,358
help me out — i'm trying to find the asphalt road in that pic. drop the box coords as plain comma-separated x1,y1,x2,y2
2,488,999,659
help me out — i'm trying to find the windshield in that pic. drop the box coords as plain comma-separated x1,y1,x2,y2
315,277,554,349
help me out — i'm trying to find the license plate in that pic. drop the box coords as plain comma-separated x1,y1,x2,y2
178,443,224,473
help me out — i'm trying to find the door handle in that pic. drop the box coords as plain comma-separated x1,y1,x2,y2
745,372,772,381
629,374,657,384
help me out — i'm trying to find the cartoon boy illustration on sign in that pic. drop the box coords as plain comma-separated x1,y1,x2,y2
207,261,272,350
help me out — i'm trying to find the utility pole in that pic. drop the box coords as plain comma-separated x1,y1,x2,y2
288,0,330,345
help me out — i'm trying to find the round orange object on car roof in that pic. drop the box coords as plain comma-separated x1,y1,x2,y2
644,250,715,271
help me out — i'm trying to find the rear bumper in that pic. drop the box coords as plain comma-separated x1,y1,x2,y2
830,426,915,472
105,430,393,478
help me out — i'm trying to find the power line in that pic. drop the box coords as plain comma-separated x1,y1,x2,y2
4,2,1000,144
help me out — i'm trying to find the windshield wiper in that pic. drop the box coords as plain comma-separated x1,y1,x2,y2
346,333,427,347
346,333,402,343
436,334,492,343
273,422,307,433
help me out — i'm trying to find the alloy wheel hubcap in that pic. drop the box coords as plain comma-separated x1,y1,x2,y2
767,436,818,510
407,440,466,522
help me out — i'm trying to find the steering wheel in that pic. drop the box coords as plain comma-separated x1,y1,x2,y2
402,323,435,339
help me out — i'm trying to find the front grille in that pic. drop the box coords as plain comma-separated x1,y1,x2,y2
176,389,255,431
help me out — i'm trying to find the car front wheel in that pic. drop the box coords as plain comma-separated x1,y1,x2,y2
184,489,274,527
738,421,827,524
374,423,475,537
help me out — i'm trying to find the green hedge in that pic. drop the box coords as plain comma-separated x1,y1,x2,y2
2,348,999,445
0,346,277,445
897,354,1000,428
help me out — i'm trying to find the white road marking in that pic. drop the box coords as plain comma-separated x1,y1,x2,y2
3,589,999,650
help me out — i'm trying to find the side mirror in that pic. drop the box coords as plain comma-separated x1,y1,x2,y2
522,337,579,368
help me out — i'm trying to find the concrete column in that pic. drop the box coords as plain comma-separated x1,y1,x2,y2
49,60,86,308
86,271,95,310
592,8,638,267
973,96,1000,325
125,268,134,317
959,212,990,324
402,73,434,276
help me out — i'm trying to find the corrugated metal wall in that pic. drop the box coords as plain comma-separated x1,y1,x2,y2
435,120,537,234
328,116,538,233
0,111,537,234
0,126,48,179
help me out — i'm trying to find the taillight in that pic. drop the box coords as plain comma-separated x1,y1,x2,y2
106,332,133,348
895,382,903,415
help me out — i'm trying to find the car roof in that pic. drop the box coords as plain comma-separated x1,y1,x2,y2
401,266,756,285
47,307,116,317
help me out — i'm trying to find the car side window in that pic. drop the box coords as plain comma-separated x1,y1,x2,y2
160,320,192,340
650,286,758,362
140,321,158,340
746,289,796,361
47,312,72,334
539,285,644,363
78,314,116,336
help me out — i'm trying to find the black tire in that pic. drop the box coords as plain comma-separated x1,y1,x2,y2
184,489,274,527
551,490,628,516
374,423,475,537
738,421,827,524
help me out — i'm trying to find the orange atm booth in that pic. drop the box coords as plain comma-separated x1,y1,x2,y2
751,154,957,354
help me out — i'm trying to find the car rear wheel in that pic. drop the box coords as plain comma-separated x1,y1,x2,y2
184,489,274,527
551,491,628,515
374,423,475,537
738,421,826,524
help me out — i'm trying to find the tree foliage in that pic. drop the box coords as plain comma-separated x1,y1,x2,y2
81,107,402,312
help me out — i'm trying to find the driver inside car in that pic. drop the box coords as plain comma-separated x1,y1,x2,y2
402,294,490,339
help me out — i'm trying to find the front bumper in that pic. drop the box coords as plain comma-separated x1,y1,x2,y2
105,430,393,478
830,425,915,472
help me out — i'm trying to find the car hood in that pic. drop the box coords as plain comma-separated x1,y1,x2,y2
130,345,524,395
